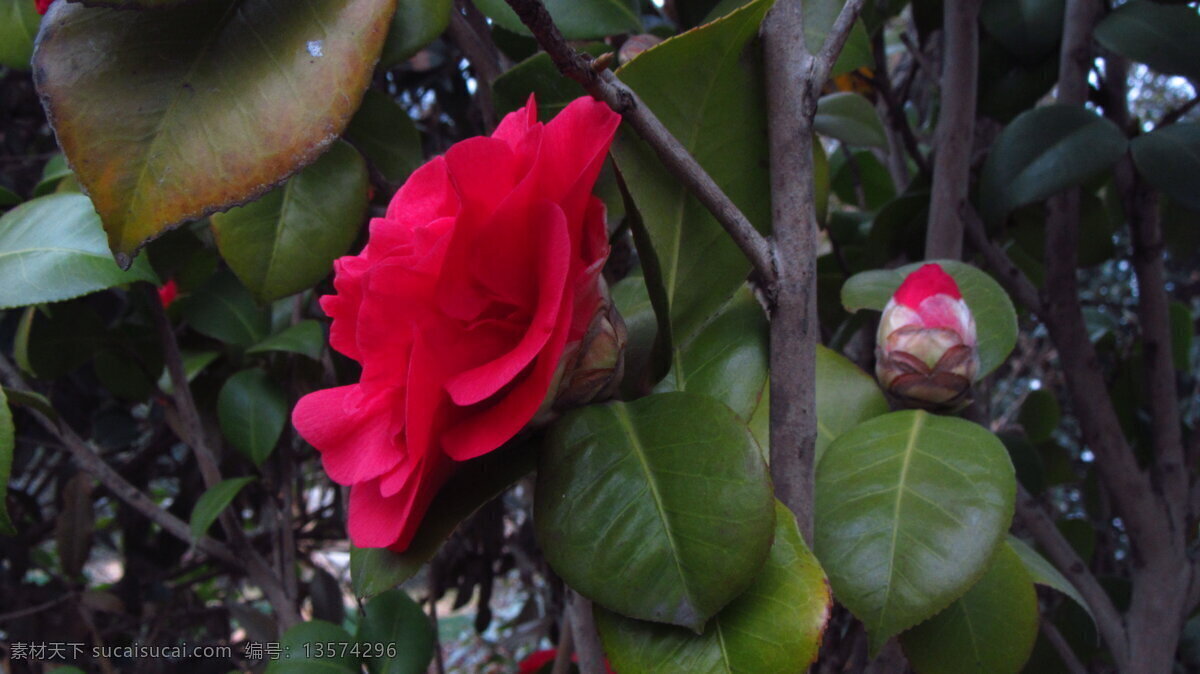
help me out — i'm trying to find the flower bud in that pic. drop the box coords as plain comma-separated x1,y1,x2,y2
875,263,978,410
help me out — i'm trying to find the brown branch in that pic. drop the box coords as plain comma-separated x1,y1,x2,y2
960,203,1042,312
1160,95,1200,128
449,0,504,129
1014,485,1129,664
568,592,607,674
0,354,241,569
925,0,981,259
761,0,864,542
870,31,929,180
501,0,776,286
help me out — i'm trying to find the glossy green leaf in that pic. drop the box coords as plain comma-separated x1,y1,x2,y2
266,621,360,673
800,0,873,76
189,477,254,540
358,590,435,674
815,345,889,463
0,195,158,309
247,320,325,360
537,392,775,632
840,260,1018,378
613,0,773,346
345,90,424,184
493,49,606,120
33,155,72,197
474,0,640,39
1095,0,1200,82
815,92,888,148
211,140,366,304
0,0,39,69
178,271,270,347
350,440,535,597
900,543,1038,674
217,369,287,466
653,287,768,425
596,501,830,673
1130,123,1200,213
1007,535,1095,625
980,0,1065,63
0,388,14,535
1018,389,1061,443
814,411,1016,652
379,0,452,67
979,105,1127,225
34,0,396,262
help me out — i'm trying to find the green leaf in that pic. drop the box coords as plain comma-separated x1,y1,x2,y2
1130,123,1200,212
266,621,361,673
217,369,287,466
247,320,325,360
899,542,1038,674
34,0,396,263
814,411,1016,652
612,0,773,348
33,154,73,197
189,477,255,540
158,350,221,393
1170,301,1194,373
840,260,1018,378
1018,389,1060,443
350,440,535,597
832,149,897,211
0,388,14,535
653,286,768,425
0,194,159,309
612,272,659,397
815,92,888,148
179,271,270,347
815,345,889,463
379,0,452,67
1095,0,1200,82
211,140,367,304
1007,535,1095,626
493,48,609,120
358,590,435,674
980,0,1065,64
979,105,1127,225
596,501,830,673
345,90,424,184
801,0,873,76
0,0,39,69
537,392,775,632
473,0,640,40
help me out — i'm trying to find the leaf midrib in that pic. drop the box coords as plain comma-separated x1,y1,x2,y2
612,403,695,619
875,411,924,632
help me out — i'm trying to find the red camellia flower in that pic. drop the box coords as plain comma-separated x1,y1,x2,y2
875,263,978,410
292,96,623,552
518,649,617,674
35,0,52,14
157,279,179,308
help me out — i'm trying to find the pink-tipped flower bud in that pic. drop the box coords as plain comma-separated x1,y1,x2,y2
875,263,979,410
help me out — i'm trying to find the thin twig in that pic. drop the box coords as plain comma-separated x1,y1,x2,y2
501,0,776,286
1040,619,1088,674
449,1,504,130
925,0,981,259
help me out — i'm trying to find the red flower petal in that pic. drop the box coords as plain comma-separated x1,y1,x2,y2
893,263,962,308
292,385,405,486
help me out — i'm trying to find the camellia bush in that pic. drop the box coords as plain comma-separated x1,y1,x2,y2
0,0,1198,672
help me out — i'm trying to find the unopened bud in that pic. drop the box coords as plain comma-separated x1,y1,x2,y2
875,263,979,411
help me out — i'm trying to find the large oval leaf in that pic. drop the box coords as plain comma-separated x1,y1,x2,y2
473,0,640,40
378,0,451,67
350,440,535,598
0,0,40,69
211,140,367,304
217,368,286,466
814,92,888,148
178,271,270,347
815,345,888,463
0,194,158,309
899,542,1038,674
357,590,435,674
1094,0,1200,83
840,260,1018,378
980,0,1065,64
34,0,396,263
1130,123,1200,212
189,476,254,540
537,392,775,632
266,621,360,673
596,501,830,673
612,0,773,346
814,410,1016,652
979,105,1127,225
